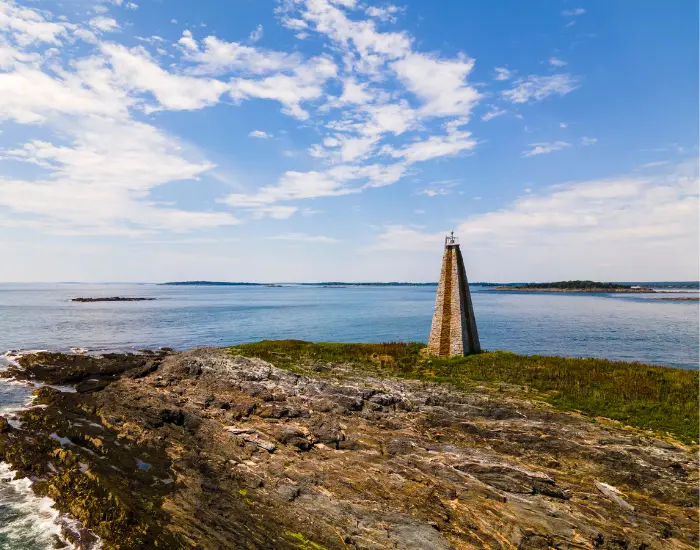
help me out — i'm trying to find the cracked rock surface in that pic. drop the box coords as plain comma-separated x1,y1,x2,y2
1,348,697,549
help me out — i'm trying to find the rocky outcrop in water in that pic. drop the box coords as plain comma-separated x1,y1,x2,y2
71,297,155,302
0,348,697,549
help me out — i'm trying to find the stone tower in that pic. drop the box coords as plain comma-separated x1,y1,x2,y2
427,233,481,356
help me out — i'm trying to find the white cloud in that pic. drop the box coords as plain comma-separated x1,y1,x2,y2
229,55,337,119
562,8,586,16
521,141,571,157
0,42,42,70
250,205,298,219
239,0,484,212
493,67,512,81
249,24,263,42
337,78,372,104
89,16,120,32
281,17,308,31
371,225,438,251
362,102,416,135
179,32,303,75
559,122,568,128
417,180,457,197
125,2,139,9
581,136,598,146
365,5,401,23
392,52,479,117
482,107,507,121
338,135,380,162
0,64,130,123
222,170,357,208
548,56,566,67
220,161,407,214
1,0,486,230
371,162,699,280
268,232,338,243
0,117,239,234
385,126,476,163
0,1,70,46
0,2,245,236
503,74,579,104
101,43,229,111
177,29,198,52
249,130,272,139
292,0,412,72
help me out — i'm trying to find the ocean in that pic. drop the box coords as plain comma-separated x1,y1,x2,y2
0,282,698,367
0,282,698,549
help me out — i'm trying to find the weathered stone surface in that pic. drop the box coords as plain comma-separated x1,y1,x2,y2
0,348,697,549
427,238,480,356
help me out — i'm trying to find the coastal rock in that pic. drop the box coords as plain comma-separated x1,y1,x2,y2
595,480,635,511
0,347,696,550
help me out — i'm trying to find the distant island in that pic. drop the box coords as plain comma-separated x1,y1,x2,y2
162,281,437,287
311,282,436,287
72,297,156,302
159,280,700,291
492,280,655,293
162,281,263,286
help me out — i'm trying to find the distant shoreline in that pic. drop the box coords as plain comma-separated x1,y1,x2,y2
161,281,438,287
159,280,699,290
490,287,655,293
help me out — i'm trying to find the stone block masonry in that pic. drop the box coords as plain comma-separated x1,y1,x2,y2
427,238,480,357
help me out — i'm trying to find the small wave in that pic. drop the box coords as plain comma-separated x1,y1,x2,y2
1,350,103,550
0,462,71,549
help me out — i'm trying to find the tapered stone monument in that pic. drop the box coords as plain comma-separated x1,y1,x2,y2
427,233,480,356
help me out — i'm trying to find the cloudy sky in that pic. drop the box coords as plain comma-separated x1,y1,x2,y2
0,0,697,282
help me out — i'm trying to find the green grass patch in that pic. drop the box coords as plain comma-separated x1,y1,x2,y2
229,340,699,444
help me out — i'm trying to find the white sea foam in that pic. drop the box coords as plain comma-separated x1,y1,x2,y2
0,462,71,549
0,350,104,550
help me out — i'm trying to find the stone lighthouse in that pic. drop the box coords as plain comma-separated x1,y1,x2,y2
427,232,481,356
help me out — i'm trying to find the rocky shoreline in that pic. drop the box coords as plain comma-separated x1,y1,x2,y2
0,347,697,549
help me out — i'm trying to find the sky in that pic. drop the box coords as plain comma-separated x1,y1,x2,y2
0,0,697,282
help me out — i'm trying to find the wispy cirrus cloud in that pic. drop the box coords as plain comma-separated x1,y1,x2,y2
521,141,571,157
503,74,579,104
482,106,507,121
493,66,512,81
562,8,586,17
267,232,338,243
548,56,566,67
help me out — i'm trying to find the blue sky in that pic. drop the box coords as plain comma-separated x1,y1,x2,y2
0,0,697,282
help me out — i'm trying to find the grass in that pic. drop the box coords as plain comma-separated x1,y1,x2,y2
229,340,699,445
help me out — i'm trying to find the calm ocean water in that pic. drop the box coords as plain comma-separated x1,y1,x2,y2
0,282,698,549
0,282,697,367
